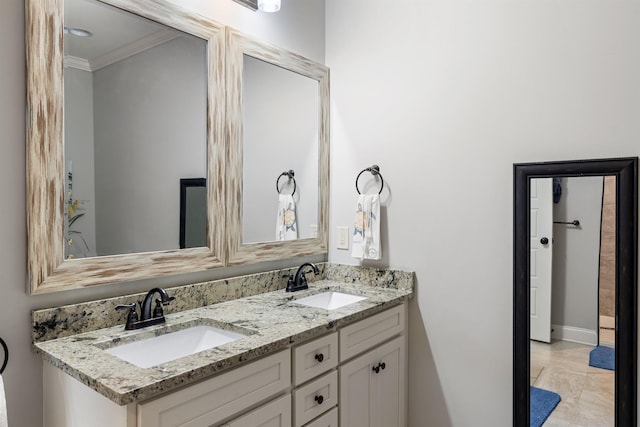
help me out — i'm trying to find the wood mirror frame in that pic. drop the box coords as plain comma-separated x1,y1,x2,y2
513,157,638,426
26,0,226,294
225,28,329,265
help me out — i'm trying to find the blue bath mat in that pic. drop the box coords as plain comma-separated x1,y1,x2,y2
589,345,615,371
530,386,561,427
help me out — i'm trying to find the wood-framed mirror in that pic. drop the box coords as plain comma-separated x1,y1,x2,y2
225,28,329,265
26,0,226,294
513,157,638,426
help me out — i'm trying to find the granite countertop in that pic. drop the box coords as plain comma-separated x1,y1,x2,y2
33,278,412,406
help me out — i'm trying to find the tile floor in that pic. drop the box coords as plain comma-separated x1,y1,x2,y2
530,339,614,426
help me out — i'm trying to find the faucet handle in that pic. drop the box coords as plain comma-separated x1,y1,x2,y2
159,296,175,305
282,274,294,283
153,296,175,317
282,274,295,291
116,303,136,313
153,300,164,318
115,303,139,328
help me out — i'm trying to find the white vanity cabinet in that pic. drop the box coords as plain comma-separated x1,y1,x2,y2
42,302,407,427
338,304,407,427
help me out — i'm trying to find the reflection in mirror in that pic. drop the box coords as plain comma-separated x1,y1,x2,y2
513,158,637,426
180,178,207,249
26,0,225,293
225,28,329,265
242,55,319,243
529,176,615,424
64,0,207,257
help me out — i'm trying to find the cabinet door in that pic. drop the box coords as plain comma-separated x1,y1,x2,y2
224,394,291,427
373,336,405,427
339,349,376,427
339,335,406,427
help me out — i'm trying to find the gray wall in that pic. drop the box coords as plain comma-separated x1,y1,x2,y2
0,0,325,425
242,55,319,243
325,1,640,426
64,67,97,257
93,36,206,255
551,177,603,333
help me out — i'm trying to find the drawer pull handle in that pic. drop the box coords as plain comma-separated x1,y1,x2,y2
315,353,324,363
315,395,324,405
372,362,386,373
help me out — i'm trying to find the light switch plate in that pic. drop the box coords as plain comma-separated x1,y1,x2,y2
336,226,349,250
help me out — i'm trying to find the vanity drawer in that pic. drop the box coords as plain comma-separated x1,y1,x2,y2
339,304,405,361
293,370,338,427
137,349,290,427
293,332,338,385
304,406,338,427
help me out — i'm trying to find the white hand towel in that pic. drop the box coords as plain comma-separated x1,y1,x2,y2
275,194,298,241
0,375,7,427
351,194,381,260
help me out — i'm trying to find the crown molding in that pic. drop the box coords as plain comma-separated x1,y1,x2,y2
90,30,179,71
64,56,92,71
232,0,258,11
64,29,179,72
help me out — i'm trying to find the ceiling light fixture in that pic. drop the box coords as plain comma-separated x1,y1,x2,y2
258,0,280,12
64,27,93,37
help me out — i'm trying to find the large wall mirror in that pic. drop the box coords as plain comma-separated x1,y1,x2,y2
225,28,329,264
513,158,637,426
26,0,226,293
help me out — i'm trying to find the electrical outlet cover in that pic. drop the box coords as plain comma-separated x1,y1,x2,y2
336,226,349,250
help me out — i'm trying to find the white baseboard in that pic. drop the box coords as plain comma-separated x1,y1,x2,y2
551,324,598,346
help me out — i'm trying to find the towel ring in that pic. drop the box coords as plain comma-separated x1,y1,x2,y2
276,170,296,196
356,165,384,195
0,337,7,374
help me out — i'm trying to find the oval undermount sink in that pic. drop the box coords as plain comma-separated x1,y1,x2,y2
103,325,247,368
292,291,367,310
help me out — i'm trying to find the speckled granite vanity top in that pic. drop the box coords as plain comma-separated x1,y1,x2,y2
32,264,414,405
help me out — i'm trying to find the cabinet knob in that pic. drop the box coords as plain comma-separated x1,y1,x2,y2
372,362,386,373
315,353,324,363
315,395,324,405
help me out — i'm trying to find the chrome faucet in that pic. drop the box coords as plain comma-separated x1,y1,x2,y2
284,262,320,292
116,287,175,330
